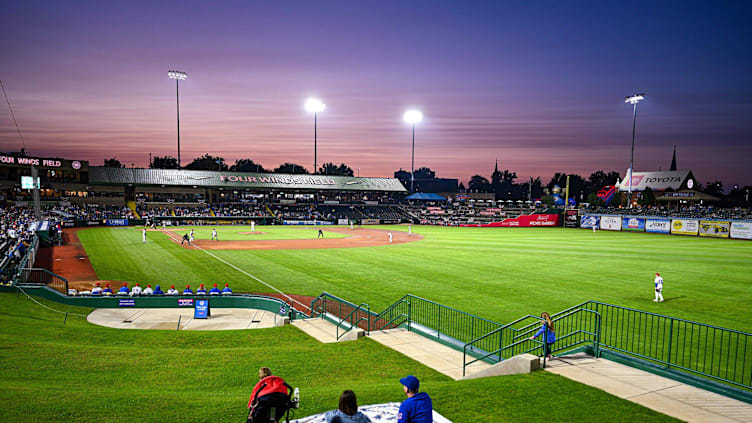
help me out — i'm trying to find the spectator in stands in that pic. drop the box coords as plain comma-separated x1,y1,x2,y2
209,283,221,295
103,283,113,295
325,390,372,423
153,284,164,295
529,312,556,361
183,285,194,295
142,284,154,295
130,283,143,296
196,284,207,295
167,285,179,295
398,375,432,423
222,283,233,294
91,282,103,296
117,283,129,295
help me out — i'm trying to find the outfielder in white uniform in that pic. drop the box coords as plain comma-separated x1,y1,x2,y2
388,232,393,243
211,228,218,241
142,228,147,244
251,221,256,232
189,229,195,243
653,273,664,302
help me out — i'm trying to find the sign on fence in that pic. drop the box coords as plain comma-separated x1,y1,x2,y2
119,299,135,307
564,210,579,228
671,219,699,235
178,298,194,306
730,222,752,240
580,215,600,229
621,217,645,232
194,299,210,319
646,218,671,233
699,220,730,238
600,216,622,231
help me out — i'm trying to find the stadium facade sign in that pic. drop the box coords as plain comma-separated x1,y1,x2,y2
730,222,752,240
0,154,88,171
600,216,622,231
646,218,671,233
698,220,730,238
621,217,645,232
671,219,699,235
618,170,694,192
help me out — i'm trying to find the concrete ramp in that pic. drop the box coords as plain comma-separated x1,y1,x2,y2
460,353,540,380
87,308,288,330
292,318,364,343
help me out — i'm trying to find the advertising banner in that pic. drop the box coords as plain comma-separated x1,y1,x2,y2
178,298,194,307
671,219,699,235
564,210,579,228
600,216,622,231
580,215,600,229
337,218,350,225
730,222,752,240
105,219,129,226
699,220,730,238
361,219,380,225
622,217,645,232
460,214,560,227
194,299,210,319
646,218,671,234
119,299,135,307
282,220,334,225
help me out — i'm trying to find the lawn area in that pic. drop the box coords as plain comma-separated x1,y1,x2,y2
162,225,349,240
78,225,752,332
0,292,678,422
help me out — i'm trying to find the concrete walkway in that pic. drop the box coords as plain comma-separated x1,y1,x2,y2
545,353,752,423
369,328,491,380
291,318,340,343
87,308,284,330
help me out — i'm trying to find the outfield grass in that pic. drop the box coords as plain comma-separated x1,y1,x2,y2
165,225,349,241
0,292,678,422
79,226,752,332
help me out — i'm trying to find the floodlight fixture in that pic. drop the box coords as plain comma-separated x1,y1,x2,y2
403,109,424,193
625,93,645,105
305,98,326,173
625,93,646,208
168,70,188,80
168,70,188,167
403,109,423,125
305,98,326,113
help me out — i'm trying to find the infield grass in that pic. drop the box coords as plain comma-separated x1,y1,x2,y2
0,291,679,422
159,225,349,241
78,225,752,332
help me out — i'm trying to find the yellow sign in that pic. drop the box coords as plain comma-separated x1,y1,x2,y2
698,220,730,238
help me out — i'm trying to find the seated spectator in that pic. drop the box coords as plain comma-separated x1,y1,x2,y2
167,285,179,295
131,283,143,296
91,282,103,296
247,368,294,423
196,284,207,295
183,285,194,295
398,375,432,423
103,283,113,295
325,390,372,423
209,283,221,295
222,283,233,294
153,284,164,295
142,284,154,295
117,283,129,295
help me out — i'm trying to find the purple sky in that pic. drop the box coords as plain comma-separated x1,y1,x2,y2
1,1,751,187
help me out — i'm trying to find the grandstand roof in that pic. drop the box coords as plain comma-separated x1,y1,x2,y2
405,192,447,201
618,170,696,192
89,167,406,192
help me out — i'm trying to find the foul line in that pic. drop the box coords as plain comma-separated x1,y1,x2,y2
161,230,309,310
18,288,88,317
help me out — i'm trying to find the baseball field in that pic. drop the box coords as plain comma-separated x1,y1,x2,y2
2,224,750,422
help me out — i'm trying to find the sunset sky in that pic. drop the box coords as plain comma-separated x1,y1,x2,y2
1,1,751,187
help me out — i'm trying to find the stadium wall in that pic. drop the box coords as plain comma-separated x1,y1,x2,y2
576,212,752,240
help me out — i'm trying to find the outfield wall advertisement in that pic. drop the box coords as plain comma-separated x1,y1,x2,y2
460,213,560,227
731,222,752,240
671,219,699,235
600,216,622,231
646,219,671,234
698,220,730,238
580,215,600,229
622,217,645,232
564,210,579,228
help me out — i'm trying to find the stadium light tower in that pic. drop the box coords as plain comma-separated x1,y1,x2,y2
305,98,326,174
168,70,188,168
403,109,423,193
625,93,645,208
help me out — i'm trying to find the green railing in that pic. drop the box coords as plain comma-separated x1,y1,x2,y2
19,268,69,295
310,292,374,339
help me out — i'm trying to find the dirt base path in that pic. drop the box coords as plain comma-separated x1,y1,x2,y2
165,227,423,250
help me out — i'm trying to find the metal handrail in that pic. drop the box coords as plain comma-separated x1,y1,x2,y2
336,303,370,339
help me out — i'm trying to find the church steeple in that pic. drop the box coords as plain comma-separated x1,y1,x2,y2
670,145,677,171
492,158,502,185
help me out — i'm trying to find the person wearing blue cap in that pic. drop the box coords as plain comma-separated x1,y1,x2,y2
397,375,432,423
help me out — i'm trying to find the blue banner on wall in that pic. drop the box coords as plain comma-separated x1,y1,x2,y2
646,218,671,233
105,218,129,226
622,217,646,232
195,299,210,319
580,215,600,229
119,299,135,307
178,298,194,307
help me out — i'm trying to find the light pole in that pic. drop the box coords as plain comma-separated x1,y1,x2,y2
403,110,423,193
168,70,188,168
305,98,326,174
625,93,645,208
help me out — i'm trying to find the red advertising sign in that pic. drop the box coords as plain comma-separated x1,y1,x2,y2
460,214,561,227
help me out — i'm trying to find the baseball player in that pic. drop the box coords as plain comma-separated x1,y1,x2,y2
91,282,103,296
653,273,664,302
142,284,154,295
318,228,324,238
189,228,195,243
388,232,393,243
142,228,147,244
350,220,354,230
130,283,143,296
408,225,412,235
181,233,190,246
211,228,218,241
251,221,256,232
162,221,166,230
166,285,179,295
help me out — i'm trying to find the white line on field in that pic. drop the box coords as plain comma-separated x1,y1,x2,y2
162,230,308,310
